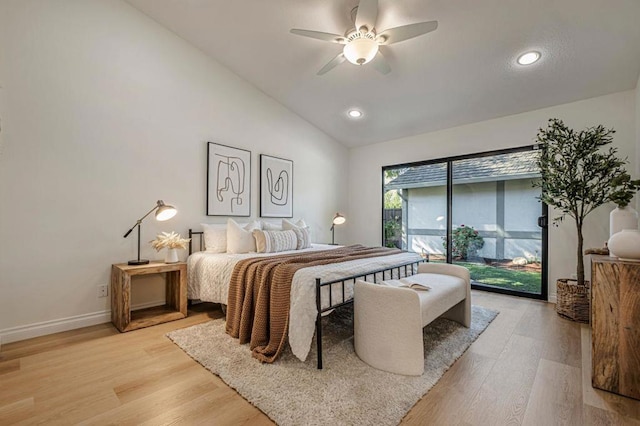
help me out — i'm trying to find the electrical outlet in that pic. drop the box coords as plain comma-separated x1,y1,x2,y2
98,284,108,298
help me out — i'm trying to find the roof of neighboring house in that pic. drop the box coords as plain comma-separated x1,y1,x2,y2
385,151,540,190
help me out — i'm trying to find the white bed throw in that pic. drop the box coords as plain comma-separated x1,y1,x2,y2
188,245,421,361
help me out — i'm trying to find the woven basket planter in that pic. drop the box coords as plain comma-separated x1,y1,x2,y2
556,279,590,323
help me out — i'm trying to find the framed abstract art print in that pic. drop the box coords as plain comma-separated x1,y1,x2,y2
207,142,251,216
260,154,293,218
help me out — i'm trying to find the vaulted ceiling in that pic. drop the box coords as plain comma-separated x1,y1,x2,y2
126,0,640,147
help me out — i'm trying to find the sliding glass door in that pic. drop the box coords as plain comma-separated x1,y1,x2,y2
383,147,547,299
384,162,448,262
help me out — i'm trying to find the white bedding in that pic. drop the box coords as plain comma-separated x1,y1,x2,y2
187,245,422,361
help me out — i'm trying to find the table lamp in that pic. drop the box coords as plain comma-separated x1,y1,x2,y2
330,212,346,245
123,200,177,265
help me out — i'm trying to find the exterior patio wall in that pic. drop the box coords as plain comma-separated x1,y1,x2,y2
504,180,541,232
409,235,445,256
505,239,541,260
405,178,540,260
451,182,498,232
407,183,500,230
409,233,542,261
407,187,447,230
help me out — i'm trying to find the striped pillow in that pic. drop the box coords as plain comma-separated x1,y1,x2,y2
289,226,310,250
253,230,298,253
282,219,312,249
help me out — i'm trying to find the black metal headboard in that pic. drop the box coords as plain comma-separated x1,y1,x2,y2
188,229,204,254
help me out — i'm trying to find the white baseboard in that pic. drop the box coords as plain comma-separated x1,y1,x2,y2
548,293,557,304
0,310,111,344
0,299,167,345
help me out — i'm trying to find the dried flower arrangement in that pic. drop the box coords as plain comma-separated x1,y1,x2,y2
150,231,190,251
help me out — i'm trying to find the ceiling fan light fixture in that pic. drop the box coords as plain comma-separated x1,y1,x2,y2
517,51,541,65
343,37,379,65
290,0,439,75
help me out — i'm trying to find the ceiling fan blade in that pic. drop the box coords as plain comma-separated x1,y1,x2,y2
377,21,438,45
317,53,346,75
355,0,378,33
371,51,391,75
290,29,346,44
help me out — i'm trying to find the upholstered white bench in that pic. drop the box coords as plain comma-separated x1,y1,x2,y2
354,263,471,376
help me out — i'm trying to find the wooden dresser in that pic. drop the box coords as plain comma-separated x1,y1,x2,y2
591,255,640,400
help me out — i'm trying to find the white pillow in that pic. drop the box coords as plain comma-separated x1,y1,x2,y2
282,218,311,249
261,221,283,231
295,219,312,245
227,219,261,254
201,223,227,253
253,229,298,253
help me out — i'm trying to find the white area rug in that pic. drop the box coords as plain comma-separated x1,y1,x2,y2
167,305,498,426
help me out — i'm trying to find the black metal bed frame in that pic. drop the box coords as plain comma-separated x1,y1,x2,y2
188,229,424,369
188,229,205,254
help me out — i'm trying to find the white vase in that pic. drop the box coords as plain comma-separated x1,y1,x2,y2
608,229,640,261
165,248,179,263
609,206,638,237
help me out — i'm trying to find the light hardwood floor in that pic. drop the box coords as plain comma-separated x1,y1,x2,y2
1,292,639,425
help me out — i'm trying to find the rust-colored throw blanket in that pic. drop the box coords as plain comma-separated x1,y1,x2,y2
225,245,401,363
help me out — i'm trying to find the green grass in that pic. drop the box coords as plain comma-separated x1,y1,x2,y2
434,260,542,293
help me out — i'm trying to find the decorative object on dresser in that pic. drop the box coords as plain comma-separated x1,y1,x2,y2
590,255,640,400
610,206,639,236
207,142,251,216
150,231,191,263
123,200,177,265
584,247,609,256
111,262,187,332
260,154,293,218
533,118,637,322
607,229,640,261
608,173,640,236
330,212,346,244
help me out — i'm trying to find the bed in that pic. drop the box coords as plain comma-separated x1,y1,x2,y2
188,229,424,369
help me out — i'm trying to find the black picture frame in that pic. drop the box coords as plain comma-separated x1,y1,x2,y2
260,154,293,218
207,142,251,216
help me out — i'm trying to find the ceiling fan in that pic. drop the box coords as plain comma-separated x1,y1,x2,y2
290,0,438,75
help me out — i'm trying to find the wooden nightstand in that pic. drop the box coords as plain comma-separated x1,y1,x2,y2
111,262,187,332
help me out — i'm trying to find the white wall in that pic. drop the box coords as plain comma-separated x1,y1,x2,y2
0,0,348,341
349,90,637,301
637,75,640,205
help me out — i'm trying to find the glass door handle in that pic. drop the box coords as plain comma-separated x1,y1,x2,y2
537,215,548,228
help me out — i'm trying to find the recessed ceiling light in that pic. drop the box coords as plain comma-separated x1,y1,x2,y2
517,51,541,65
348,109,363,118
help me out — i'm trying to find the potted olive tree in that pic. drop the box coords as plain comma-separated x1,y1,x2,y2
533,118,638,322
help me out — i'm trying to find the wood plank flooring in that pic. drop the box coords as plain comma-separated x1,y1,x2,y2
1,292,640,425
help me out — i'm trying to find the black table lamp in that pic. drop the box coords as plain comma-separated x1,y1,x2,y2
123,200,177,265
330,212,346,245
